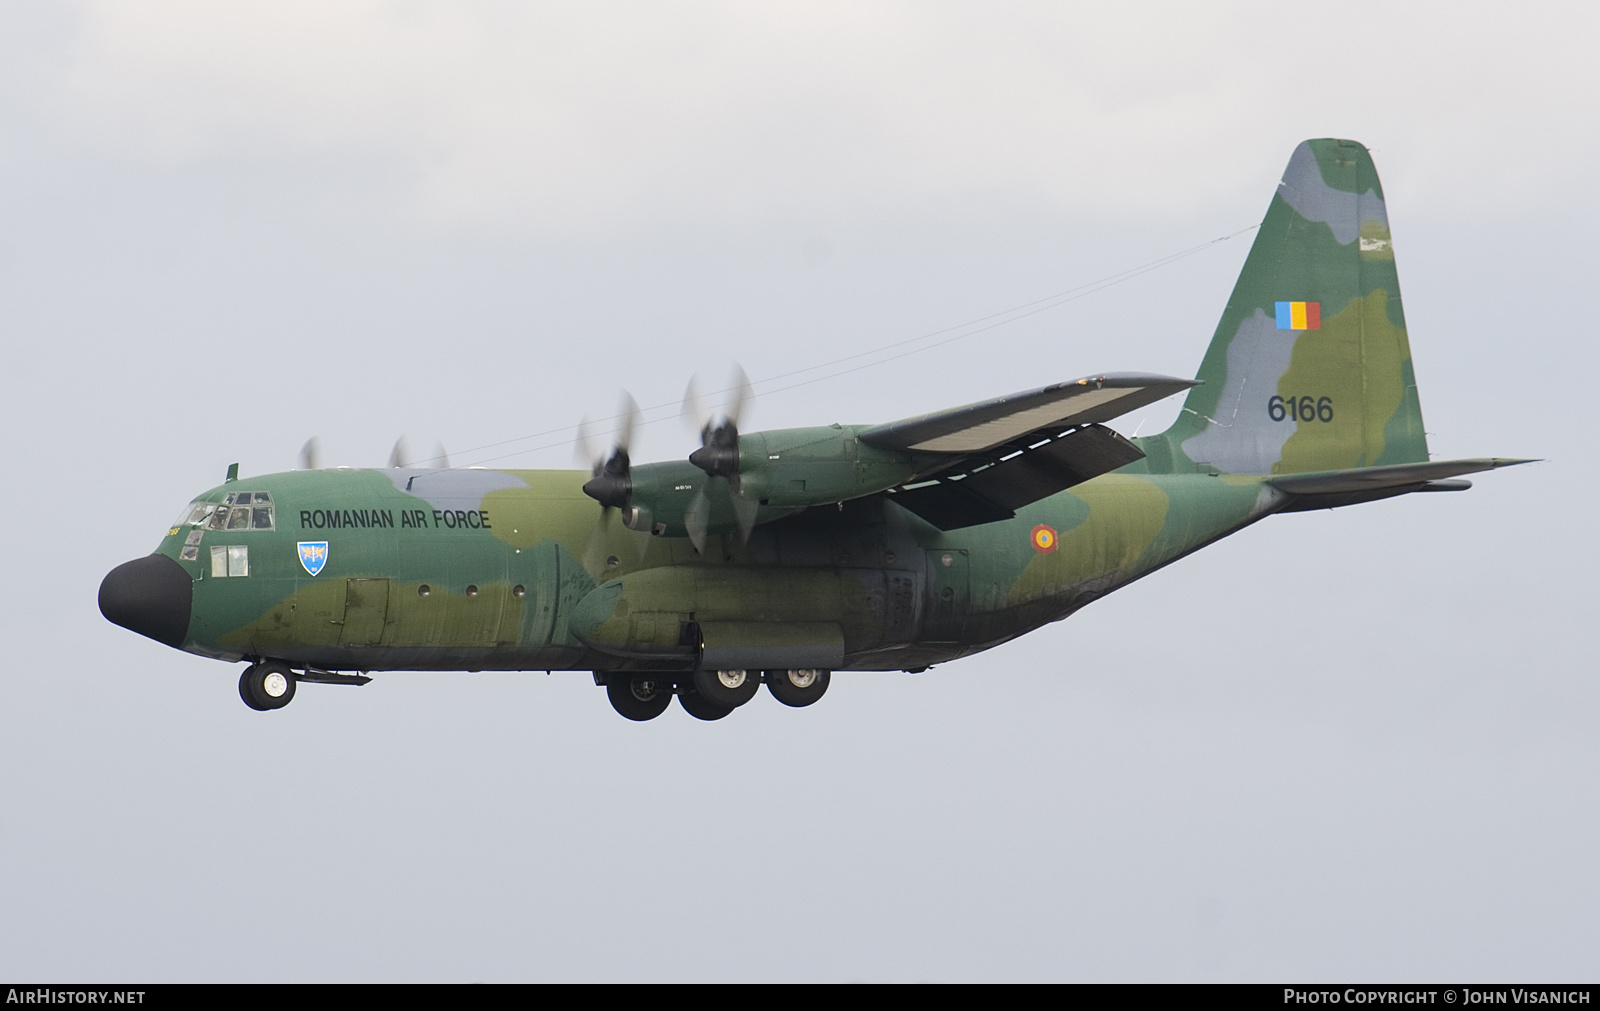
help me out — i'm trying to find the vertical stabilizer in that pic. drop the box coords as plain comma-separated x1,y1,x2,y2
1156,139,1428,475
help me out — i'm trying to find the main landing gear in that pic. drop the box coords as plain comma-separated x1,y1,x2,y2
766,668,830,707
605,675,674,722
599,669,831,721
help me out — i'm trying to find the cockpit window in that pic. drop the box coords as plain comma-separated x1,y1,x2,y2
179,493,274,532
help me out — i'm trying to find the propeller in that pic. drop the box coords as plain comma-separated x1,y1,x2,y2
681,365,759,551
579,392,639,510
389,438,450,469
577,393,642,575
683,363,749,483
297,438,321,471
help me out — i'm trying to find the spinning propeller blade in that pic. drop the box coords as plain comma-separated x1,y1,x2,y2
683,365,757,549
577,392,641,574
579,392,639,511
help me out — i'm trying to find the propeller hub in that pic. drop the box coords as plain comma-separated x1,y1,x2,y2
583,449,632,509
688,441,739,479
689,421,741,479
582,472,631,509
575,394,639,512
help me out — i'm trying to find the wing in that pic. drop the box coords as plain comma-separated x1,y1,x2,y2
861,373,1197,530
858,372,1197,454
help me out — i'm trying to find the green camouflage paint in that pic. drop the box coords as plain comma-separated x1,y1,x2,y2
1159,138,1428,477
104,140,1526,710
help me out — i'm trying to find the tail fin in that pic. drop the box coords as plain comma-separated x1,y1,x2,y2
1156,139,1428,475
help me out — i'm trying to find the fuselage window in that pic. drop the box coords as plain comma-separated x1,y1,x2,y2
209,545,249,577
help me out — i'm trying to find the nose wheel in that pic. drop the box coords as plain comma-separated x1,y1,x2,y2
239,661,297,711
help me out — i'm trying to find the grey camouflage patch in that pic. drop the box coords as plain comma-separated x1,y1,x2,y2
1276,142,1387,246
385,467,530,511
1180,309,1299,474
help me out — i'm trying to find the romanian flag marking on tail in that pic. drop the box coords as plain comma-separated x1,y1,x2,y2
1275,301,1321,330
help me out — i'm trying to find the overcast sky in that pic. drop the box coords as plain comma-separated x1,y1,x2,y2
1,1,1594,982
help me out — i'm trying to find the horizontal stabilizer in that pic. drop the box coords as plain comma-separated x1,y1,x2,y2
1269,458,1535,495
885,424,1145,530
1271,458,1535,512
860,373,1196,454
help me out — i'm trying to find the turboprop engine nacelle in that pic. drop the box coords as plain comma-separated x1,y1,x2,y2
621,425,931,540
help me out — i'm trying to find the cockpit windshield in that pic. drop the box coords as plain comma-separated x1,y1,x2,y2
176,491,275,532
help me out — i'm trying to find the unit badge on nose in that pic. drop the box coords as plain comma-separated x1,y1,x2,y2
297,541,329,577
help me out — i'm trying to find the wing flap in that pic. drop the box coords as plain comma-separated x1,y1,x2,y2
884,424,1145,530
859,373,1197,454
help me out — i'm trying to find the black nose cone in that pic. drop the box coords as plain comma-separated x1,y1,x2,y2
99,554,193,648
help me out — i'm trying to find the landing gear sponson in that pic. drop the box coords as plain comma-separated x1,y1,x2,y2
598,669,831,721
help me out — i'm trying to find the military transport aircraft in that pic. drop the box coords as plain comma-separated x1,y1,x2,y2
100,139,1527,721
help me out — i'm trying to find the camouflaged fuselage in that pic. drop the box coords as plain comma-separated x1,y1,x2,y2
111,138,1526,686
157,463,1283,674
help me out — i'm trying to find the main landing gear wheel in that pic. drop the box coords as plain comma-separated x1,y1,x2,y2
692,667,761,708
767,668,830,707
238,661,296,711
239,661,297,711
605,674,673,721
678,689,734,721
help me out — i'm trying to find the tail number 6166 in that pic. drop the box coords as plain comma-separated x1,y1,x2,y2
1268,395,1333,423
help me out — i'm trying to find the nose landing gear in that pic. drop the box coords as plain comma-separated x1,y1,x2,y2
239,661,297,711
